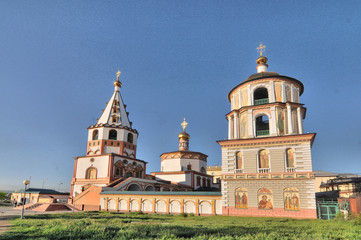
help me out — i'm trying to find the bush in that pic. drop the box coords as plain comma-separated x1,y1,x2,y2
180,213,188,218
333,212,345,221
189,213,195,217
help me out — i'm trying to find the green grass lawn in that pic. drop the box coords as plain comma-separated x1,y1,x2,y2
1,211,360,240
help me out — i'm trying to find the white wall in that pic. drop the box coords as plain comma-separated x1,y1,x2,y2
76,156,110,179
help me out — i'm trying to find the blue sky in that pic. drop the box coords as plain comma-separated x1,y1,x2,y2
1,1,361,191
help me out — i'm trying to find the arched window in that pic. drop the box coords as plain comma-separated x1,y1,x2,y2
127,184,141,191
114,161,123,177
92,130,99,140
256,115,269,136
235,188,248,209
127,133,133,143
200,167,206,173
197,176,201,186
85,167,97,179
145,185,155,191
254,87,269,105
187,164,192,170
109,130,117,140
258,188,273,210
235,151,243,170
125,172,133,178
207,179,211,188
286,148,295,172
202,178,206,187
284,188,300,210
258,150,270,173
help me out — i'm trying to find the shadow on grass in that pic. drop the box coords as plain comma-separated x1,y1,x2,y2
0,223,268,240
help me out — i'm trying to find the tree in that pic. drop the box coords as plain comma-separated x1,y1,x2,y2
0,191,7,200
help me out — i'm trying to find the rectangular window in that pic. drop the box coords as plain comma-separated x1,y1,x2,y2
98,141,100,145
105,141,107,145
111,142,114,146
93,142,96,146
117,142,120,146
89,143,91,146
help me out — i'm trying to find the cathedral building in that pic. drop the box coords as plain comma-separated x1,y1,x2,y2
217,44,317,218
70,71,221,213
70,45,317,218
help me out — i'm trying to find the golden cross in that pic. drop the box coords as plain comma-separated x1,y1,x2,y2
181,118,188,132
257,43,266,56
116,69,121,80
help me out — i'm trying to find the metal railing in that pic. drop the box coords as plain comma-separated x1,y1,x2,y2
258,168,270,173
256,130,269,136
286,167,295,172
235,169,244,173
254,98,269,105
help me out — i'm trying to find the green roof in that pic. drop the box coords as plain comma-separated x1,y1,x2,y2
100,191,221,196
14,188,69,195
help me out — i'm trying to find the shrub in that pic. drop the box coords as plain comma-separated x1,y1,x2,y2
189,213,195,217
180,213,188,218
333,212,345,221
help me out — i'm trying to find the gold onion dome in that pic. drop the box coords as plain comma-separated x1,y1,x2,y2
256,56,268,65
114,69,122,88
114,80,122,88
178,131,190,140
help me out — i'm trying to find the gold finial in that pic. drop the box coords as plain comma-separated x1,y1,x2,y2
257,42,266,56
181,118,188,132
116,69,121,80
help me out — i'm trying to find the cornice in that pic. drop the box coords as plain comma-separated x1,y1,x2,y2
88,124,138,134
217,133,316,147
225,102,305,118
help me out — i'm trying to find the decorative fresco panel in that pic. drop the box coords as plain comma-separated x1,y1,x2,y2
276,108,285,135
285,85,291,102
284,188,300,210
275,83,282,102
258,188,273,210
235,188,248,209
286,149,295,168
259,150,269,168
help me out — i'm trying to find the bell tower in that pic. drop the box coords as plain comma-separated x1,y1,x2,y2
218,44,317,218
86,70,138,159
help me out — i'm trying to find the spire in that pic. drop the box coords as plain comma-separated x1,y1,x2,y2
178,118,190,151
97,70,131,127
256,43,268,73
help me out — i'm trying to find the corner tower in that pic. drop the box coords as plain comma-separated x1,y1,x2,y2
86,70,138,158
71,71,146,199
218,44,317,218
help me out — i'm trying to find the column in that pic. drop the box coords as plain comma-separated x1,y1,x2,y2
105,197,109,211
212,200,216,215
152,198,156,213
228,116,232,139
166,198,170,214
238,90,242,108
247,85,251,106
234,113,239,139
270,106,277,136
269,81,275,103
282,82,286,102
127,197,131,212
116,198,119,212
287,105,293,134
138,198,142,212
297,107,303,134
180,199,184,214
248,109,254,137
195,199,200,216
291,85,294,102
